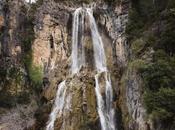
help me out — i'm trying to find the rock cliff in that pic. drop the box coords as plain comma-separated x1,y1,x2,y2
31,0,131,130
1,0,173,130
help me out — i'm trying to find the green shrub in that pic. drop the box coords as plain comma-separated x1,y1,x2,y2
29,65,43,86
127,0,175,126
140,51,175,90
23,49,43,87
125,8,144,41
153,49,169,61
144,88,175,122
128,59,147,72
131,38,145,55
156,25,175,56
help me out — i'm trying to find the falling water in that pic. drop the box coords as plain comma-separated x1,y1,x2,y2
71,8,86,74
86,8,107,72
104,73,116,130
46,8,85,130
46,81,67,130
87,8,116,130
46,7,116,130
95,74,108,130
95,73,116,130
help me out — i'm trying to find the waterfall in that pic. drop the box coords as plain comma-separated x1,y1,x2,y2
71,7,86,74
46,7,116,130
95,73,116,130
87,8,116,130
46,8,85,130
46,81,67,130
71,8,116,130
71,8,107,73
86,8,107,72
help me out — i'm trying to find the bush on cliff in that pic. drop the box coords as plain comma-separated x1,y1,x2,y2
126,0,175,126
144,88,175,122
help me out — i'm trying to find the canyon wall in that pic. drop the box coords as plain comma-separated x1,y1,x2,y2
1,0,172,130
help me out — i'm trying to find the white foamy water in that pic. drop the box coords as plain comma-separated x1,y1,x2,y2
25,0,36,3
70,7,116,130
95,74,108,130
95,72,116,130
46,7,116,130
71,8,86,74
46,81,67,130
87,8,116,130
86,8,107,72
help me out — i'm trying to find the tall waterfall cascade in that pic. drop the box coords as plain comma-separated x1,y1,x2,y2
46,7,117,130
71,7,116,130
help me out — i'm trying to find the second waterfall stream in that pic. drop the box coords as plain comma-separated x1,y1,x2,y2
46,7,117,130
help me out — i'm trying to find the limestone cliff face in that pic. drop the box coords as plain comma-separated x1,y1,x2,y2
120,66,149,130
33,7,70,71
0,1,39,130
0,0,155,130
31,1,131,130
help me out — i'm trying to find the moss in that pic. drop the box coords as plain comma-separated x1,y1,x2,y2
29,65,43,86
22,44,44,88
23,49,43,88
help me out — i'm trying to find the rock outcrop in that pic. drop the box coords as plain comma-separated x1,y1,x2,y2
0,0,25,58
